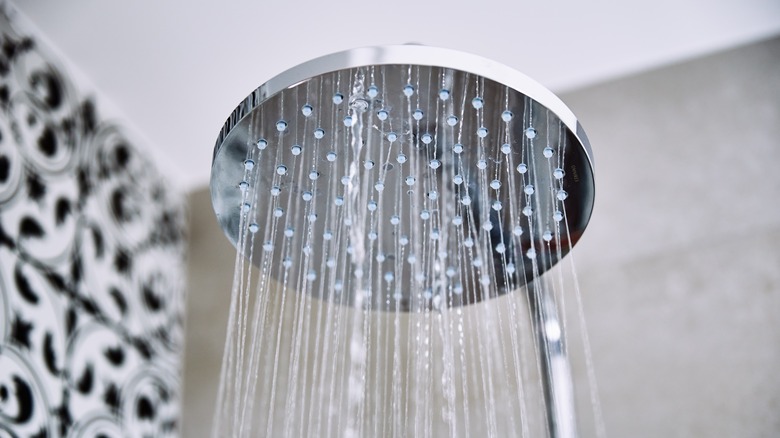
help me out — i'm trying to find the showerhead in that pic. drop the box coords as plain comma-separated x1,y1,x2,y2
210,45,594,311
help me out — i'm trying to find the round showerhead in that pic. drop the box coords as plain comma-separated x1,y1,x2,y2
210,45,594,312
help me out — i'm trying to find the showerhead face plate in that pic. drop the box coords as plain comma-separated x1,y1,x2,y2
211,46,594,312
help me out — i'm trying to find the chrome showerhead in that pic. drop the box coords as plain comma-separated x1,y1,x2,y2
210,45,594,311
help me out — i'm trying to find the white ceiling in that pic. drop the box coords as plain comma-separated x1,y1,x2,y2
14,0,780,191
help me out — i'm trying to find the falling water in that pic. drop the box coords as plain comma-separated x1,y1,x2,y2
210,62,602,438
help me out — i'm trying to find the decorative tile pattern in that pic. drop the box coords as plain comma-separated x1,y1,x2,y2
0,7,186,437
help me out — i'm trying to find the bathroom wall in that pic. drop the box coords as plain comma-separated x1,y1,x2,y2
184,35,780,437
562,34,780,437
0,6,187,437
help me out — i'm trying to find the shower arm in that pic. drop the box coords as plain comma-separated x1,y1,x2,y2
533,283,578,438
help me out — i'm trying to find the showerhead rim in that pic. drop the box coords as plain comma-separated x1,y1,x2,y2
210,44,596,310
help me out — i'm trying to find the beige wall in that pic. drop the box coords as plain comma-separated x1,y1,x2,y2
183,36,780,437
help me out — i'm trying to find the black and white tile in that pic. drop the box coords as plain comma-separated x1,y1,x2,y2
0,6,186,437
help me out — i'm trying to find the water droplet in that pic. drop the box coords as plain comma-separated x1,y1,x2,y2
384,272,394,282
308,213,317,222
413,109,424,120
387,132,398,142
405,176,416,186
367,85,379,98
513,225,523,236
403,85,414,97
421,133,433,144
368,230,378,240
307,270,317,281
543,147,554,158
419,210,430,220
454,283,464,294
284,227,294,237
407,254,417,264
377,109,389,121
506,263,516,274
452,216,463,226
283,257,293,269
477,159,487,169
464,238,474,248
327,258,336,268
291,144,302,155
554,210,564,222
522,206,533,216
446,266,456,277
490,179,501,190
244,159,255,170
263,241,274,252
343,116,353,126
256,138,268,150
376,253,386,262
375,181,385,191
309,170,320,180
238,180,249,191
556,190,568,201
302,104,313,116
270,185,281,196
400,235,409,246
429,159,441,169
427,191,438,200
333,93,344,104
248,223,259,233
471,97,484,109
543,230,553,241
341,175,351,185
461,195,471,206
274,207,284,217
452,143,464,154
352,97,369,112
314,128,325,139
501,143,512,154
276,120,288,132
334,196,344,206
326,151,337,161
495,243,506,253
472,258,482,267
364,160,375,169
499,110,512,122
276,165,287,175
524,184,535,195
453,174,464,185
525,127,536,139
526,248,537,259
302,191,313,201
477,127,488,138
446,115,458,126
367,201,378,212
516,163,528,174
334,281,343,291
390,215,400,225
323,230,333,240
492,200,502,211
482,222,493,231
242,202,250,212
439,89,450,100
553,167,565,179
